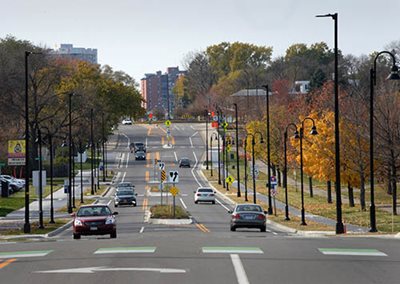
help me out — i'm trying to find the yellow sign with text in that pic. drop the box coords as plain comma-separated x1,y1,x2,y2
8,140,25,158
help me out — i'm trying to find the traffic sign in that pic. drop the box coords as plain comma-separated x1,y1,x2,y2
165,120,171,127
222,122,228,129
169,186,179,196
226,145,231,152
168,171,179,183
270,176,277,186
158,162,165,170
226,175,234,185
161,170,166,181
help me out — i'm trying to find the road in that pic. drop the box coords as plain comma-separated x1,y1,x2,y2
0,123,399,284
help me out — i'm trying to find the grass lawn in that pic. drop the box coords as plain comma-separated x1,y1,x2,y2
150,205,189,219
1,218,70,235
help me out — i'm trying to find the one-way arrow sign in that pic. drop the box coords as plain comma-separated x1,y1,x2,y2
168,171,179,183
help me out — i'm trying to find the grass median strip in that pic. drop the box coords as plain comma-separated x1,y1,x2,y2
94,247,157,254
318,248,387,256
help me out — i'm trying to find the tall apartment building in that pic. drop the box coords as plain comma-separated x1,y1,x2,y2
51,44,98,64
141,67,186,118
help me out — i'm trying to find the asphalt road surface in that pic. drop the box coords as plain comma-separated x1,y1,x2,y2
0,123,399,284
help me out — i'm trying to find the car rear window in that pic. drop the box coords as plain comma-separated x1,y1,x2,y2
117,191,134,196
198,188,213,192
236,205,262,212
77,206,111,217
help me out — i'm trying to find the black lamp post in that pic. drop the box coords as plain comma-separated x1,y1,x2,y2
247,131,264,204
369,51,400,232
36,128,44,229
244,138,248,201
234,103,241,197
90,109,95,195
217,109,222,185
48,134,55,223
97,142,100,190
316,12,344,234
284,123,299,221
210,133,218,177
205,109,209,170
262,85,273,215
72,141,76,208
79,141,84,204
102,113,106,182
297,117,318,225
67,93,73,214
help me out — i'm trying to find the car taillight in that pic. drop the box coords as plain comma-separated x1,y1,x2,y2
197,193,201,196
256,214,265,220
232,213,241,219
209,194,214,196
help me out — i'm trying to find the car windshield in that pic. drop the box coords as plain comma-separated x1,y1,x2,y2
77,206,112,217
198,188,213,192
181,158,189,162
236,205,262,212
136,151,145,155
117,191,134,196
118,182,132,187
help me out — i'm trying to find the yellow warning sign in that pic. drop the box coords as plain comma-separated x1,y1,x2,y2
161,170,167,181
226,176,234,185
165,120,171,127
169,186,179,196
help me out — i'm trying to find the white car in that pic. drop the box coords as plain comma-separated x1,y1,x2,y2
194,187,216,204
122,118,132,125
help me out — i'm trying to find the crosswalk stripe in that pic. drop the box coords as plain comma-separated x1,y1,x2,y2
318,248,387,256
202,247,263,254
94,247,156,254
0,250,53,258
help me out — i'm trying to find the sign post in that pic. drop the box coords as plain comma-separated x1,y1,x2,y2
160,169,166,205
169,186,179,218
270,176,278,216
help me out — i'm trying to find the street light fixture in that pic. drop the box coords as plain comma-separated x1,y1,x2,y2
243,137,248,201
369,50,400,232
234,103,241,197
205,109,209,170
316,12,344,234
296,117,318,225
262,84,273,215
246,131,264,204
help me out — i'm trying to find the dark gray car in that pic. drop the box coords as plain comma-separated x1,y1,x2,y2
229,204,267,232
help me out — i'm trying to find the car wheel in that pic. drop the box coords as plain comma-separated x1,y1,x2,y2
73,233,81,239
133,203,137,207
230,226,236,232
110,231,117,238
115,204,118,207
260,226,266,232
194,200,198,204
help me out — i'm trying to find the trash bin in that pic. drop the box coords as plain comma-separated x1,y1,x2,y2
1,180,9,197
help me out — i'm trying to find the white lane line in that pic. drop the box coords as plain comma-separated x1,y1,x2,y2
190,126,195,130
107,200,112,206
318,248,387,256
139,227,145,234
191,151,202,187
121,172,126,182
126,151,130,168
35,267,186,274
174,151,178,162
145,138,148,148
230,254,250,284
94,247,156,254
189,137,194,148
191,131,198,137
122,133,130,148
179,198,188,209
216,198,231,212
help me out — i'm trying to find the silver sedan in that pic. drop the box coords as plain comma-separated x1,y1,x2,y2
229,204,267,232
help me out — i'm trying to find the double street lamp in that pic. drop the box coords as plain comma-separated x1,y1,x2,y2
246,131,264,204
297,117,318,225
284,123,299,221
369,51,400,232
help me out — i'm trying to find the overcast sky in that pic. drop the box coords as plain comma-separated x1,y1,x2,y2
2,0,399,82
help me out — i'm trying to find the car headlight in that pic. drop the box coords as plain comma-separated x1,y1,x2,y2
74,219,83,226
105,217,115,225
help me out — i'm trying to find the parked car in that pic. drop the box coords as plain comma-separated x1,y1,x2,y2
122,118,132,125
229,204,267,232
179,157,191,168
71,204,118,239
0,175,24,193
0,178,12,195
114,189,137,207
194,187,215,204
135,150,146,160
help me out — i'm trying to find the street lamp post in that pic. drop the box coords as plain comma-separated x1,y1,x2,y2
369,51,400,232
97,142,100,190
67,93,73,214
247,132,264,204
37,128,44,229
90,108,95,195
210,133,218,177
262,85,273,215
79,141,84,204
72,141,76,208
217,109,222,185
284,123,299,221
244,138,248,201
234,103,241,197
48,134,55,224
205,109,209,170
102,112,106,182
316,12,344,234
298,117,318,225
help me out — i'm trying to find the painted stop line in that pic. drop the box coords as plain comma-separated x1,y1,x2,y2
94,247,156,254
319,248,387,256
35,267,186,274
